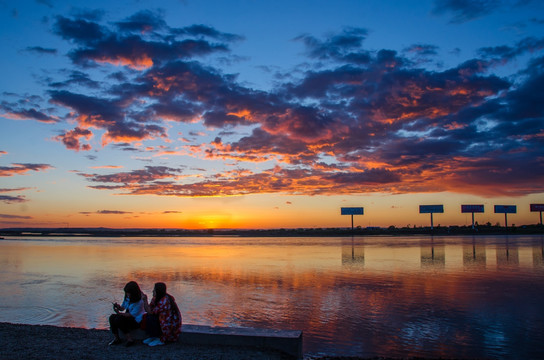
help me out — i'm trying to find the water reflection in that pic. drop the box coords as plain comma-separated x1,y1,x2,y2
1,236,544,359
534,239,544,267
341,238,364,266
496,239,520,268
420,237,445,268
463,237,486,269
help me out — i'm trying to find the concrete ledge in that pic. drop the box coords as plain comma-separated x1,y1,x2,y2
122,324,303,359
180,325,303,359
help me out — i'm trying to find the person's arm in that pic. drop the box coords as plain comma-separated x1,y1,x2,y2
142,292,151,313
113,298,127,313
119,302,135,317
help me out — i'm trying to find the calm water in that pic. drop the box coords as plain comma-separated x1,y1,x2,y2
1,235,543,359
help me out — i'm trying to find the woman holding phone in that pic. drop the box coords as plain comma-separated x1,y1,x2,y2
108,281,147,347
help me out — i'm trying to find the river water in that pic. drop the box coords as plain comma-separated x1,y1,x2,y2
1,235,543,358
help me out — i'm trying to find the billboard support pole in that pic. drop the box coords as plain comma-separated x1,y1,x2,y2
530,204,544,225
461,205,484,230
420,205,443,231
494,205,516,229
341,207,364,231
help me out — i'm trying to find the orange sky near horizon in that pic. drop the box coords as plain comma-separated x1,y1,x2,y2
5,191,542,229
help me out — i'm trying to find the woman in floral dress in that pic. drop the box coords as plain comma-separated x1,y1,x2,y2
142,282,182,346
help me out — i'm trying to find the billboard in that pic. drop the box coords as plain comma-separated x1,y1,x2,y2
530,204,544,212
419,205,444,214
341,207,364,215
461,204,484,213
494,205,517,214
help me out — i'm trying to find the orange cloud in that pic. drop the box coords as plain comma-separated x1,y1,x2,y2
96,54,153,70
90,165,124,169
54,127,93,151
0,163,53,177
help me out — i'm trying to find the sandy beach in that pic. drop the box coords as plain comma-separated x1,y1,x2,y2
0,322,485,360
0,322,297,360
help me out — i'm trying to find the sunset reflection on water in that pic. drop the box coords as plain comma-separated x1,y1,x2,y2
0,235,543,358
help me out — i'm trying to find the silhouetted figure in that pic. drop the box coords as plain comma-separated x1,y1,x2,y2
142,282,182,346
108,281,146,347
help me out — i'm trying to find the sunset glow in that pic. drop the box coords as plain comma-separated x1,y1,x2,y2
1,0,544,229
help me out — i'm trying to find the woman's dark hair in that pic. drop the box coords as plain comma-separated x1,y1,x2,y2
154,282,167,302
124,281,142,303
154,282,180,317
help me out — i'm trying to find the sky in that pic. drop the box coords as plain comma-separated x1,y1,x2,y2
1,0,544,229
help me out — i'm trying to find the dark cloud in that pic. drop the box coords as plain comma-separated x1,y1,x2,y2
77,166,403,197
0,187,32,192
7,11,542,198
1,100,59,123
115,10,167,33
43,12,249,149
49,90,167,145
0,195,28,204
0,213,33,219
49,89,121,124
79,210,133,215
96,210,132,214
54,127,92,151
295,27,371,64
80,166,183,184
24,46,57,55
53,14,231,69
173,24,244,42
478,36,544,62
53,15,106,44
404,44,438,57
326,169,402,184
432,0,496,22
50,70,100,89
432,0,535,23
0,163,53,177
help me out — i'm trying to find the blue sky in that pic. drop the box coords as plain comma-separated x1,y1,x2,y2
1,0,544,229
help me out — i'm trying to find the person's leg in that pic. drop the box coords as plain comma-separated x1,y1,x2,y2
145,314,162,338
117,316,139,345
108,314,123,345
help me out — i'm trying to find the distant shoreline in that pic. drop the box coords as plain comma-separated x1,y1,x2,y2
1,224,543,238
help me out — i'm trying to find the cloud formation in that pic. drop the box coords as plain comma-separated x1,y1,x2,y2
0,195,28,204
0,163,52,177
0,213,33,220
432,0,534,23
7,10,544,198
79,210,133,215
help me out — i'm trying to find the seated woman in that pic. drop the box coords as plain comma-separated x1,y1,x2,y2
142,282,182,346
108,281,147,347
